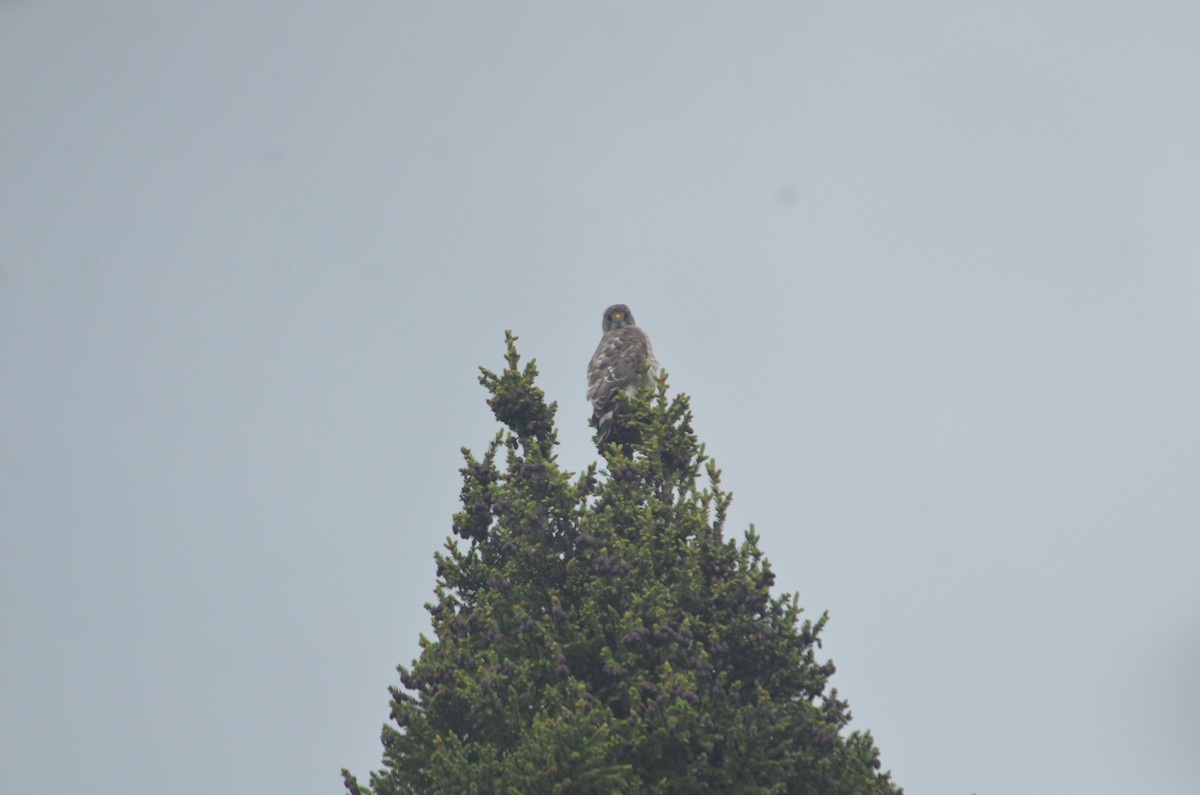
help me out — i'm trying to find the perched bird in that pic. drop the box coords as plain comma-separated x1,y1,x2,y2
587,304,660,442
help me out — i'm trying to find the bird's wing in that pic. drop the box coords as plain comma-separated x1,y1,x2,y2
587,326,649,410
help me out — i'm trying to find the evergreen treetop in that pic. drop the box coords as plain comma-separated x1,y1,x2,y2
344,332,901,794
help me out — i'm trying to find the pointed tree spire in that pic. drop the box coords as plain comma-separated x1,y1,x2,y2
344,333,901,795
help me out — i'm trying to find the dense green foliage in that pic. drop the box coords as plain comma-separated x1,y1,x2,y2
344,333,900,794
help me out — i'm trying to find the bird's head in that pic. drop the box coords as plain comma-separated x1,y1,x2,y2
602,304,635,332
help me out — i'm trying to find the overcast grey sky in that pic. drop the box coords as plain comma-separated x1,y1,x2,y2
2,3,1198,793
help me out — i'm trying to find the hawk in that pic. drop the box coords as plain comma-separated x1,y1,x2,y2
587,304,660,442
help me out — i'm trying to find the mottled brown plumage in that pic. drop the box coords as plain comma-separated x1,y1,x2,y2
587,304,660,442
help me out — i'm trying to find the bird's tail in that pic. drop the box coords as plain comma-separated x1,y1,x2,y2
593,406,614,444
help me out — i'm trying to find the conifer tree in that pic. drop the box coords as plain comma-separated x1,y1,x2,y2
344,333,901,794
